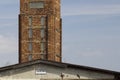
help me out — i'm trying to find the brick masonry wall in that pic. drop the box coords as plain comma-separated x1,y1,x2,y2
19,0,62,63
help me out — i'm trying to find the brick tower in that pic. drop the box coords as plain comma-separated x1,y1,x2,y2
19,0,62,63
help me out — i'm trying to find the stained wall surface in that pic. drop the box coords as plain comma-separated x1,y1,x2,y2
19,0,62,63
0,64,114,80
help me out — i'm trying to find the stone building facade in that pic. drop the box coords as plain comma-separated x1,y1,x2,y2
19,0,62,63
0,60,120,80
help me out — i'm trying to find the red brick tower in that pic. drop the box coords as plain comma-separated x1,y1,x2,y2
19,0,62,63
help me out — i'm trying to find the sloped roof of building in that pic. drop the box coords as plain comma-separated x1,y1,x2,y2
0,59,120,76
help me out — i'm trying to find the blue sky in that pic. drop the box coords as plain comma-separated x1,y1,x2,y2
0,0,120,71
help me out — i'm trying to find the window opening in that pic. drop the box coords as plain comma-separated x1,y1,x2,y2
28,28,32,38
29,42,32,52
28,54,32,61
41,16,45,26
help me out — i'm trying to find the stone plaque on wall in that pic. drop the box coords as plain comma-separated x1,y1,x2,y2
30,2,44,8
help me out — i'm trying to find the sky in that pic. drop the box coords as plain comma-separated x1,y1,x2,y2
0,0,120,72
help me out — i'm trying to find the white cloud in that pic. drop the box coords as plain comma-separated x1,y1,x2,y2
62,4,120,16
0,35,17,54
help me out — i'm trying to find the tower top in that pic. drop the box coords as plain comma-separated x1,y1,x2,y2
20,0,61,15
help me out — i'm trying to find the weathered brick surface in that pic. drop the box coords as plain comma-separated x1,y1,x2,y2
19,0,62,63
